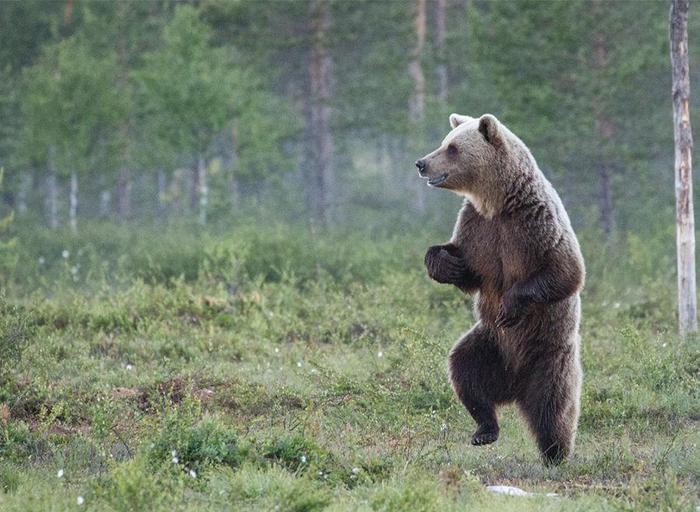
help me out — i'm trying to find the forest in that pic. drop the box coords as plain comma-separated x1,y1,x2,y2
0,0,698,510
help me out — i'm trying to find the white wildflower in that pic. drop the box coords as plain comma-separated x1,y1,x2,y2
377,351,383,358
189,469,197,479
76,496,84,506
62,250,69,259
172,456,179,464
57,469,64,478
297,361,302,367
38,257,45,265
125,364,134,371
352,467,360,474
300,455,307,464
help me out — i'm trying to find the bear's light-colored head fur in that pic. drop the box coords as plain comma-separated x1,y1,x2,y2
417,113,534,218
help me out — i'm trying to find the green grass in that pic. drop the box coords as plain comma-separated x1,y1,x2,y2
0,222,697,511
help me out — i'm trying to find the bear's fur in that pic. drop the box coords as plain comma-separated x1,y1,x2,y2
417,113,585,465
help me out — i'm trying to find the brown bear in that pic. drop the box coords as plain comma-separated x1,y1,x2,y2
416,113,585,465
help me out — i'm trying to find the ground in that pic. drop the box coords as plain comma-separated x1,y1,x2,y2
0,222,697,511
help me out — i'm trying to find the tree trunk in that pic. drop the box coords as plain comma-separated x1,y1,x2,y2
46,148,58,229
434,0,448,103
190,165,199,214
409,0,426,121
157,169,167,221
592,1,615,237
597,160,614,236
229,174,240,211
99,189,111,218
230,124,240,211
116,7,132,225
197,155,208,226
309,0,335,226
17,171,32,216
69,171,78,233
381,135,393,189
670,0,697,336
116,167,131,222
409,0,427,213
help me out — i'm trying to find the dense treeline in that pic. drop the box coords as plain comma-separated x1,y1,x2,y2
0,0,696,234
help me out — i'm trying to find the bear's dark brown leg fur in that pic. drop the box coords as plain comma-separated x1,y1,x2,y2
448,324,514,446
515,348,581,465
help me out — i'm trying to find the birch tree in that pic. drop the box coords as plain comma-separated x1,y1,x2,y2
434,0,448,104
409,0,427,212
670,0,697,335
308,0,336,226
137,5,233,225
21,36,123,231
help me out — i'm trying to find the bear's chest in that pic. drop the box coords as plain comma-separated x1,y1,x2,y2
453,209,534,291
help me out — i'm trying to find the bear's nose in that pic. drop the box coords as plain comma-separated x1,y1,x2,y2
415,159,426,174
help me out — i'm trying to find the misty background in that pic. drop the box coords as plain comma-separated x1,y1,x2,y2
0,0,695,240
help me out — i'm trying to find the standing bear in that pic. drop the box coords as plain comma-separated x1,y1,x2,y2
417,113,585,465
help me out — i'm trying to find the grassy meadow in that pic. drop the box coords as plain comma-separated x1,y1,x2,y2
0,220,697,511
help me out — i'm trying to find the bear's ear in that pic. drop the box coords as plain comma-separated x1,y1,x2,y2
478,114,501,146
449,113,473,129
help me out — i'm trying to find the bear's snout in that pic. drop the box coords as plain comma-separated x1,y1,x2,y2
415,159,427,175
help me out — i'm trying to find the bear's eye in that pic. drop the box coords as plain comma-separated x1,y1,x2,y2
447,144,458,157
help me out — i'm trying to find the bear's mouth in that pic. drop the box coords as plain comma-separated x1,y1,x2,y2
428,173,449,187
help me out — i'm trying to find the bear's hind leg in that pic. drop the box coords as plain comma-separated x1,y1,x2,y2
517,348,582,465
449,324,513,446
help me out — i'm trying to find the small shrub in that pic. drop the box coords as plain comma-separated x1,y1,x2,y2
148,405,242,473
262,434,330,473
210,464,331,512
0,463,20,493
0,299,32,386
370,477,444,512
98,456,179,512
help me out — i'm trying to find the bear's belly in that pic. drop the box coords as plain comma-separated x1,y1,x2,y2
476,289,580,369
475,283,502,325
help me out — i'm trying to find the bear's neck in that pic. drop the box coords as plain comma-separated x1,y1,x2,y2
464,144,538,219
460,182,504,219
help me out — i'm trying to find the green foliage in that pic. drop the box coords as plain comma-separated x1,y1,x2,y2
1,0,695,234
0,169,17,282
261,433,332,473
20,35,125,175
0,299,31,386
0,464,20,494
0,223,694,510
148,404,243,472
97,456,184,512
136,5,236,158
209,464,331,512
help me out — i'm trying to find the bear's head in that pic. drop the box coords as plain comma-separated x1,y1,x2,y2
416,113,512,215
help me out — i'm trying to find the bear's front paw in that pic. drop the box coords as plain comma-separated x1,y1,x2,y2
425,246,467,284
496,291,526,328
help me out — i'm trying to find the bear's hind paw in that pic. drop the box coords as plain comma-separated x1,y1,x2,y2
471,427,499,446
